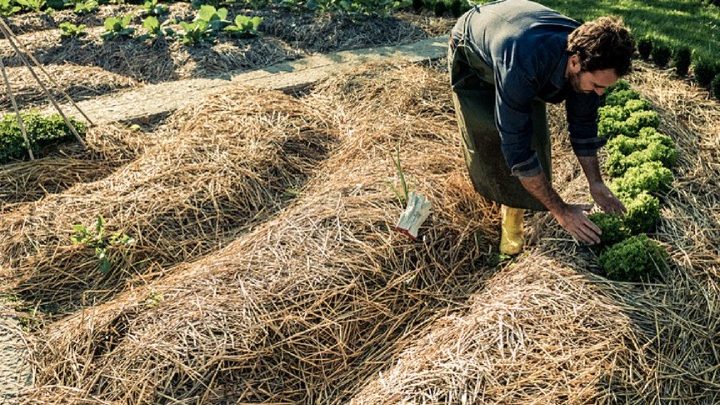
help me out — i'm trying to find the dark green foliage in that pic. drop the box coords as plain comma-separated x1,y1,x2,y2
412,0,422,11
604,89,640,107
621,192,661,234
637,37,653,60
599,234,668,282
606,79,631,94
0,112,86,164
433,0,446,16
712,74,720,100
449,0,464,17
588,212,630,247
610,161,674,198
693,58,719,87
651,43,672,68
673,46,692,76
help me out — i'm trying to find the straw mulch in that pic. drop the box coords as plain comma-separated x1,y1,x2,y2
349,63,720,404
20,62,498,404
0,87,336,314
2,7,449,83
349,253,654,404
0,123,150,211
0,63,137,110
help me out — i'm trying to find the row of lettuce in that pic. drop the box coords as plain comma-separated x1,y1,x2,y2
589,81,675,282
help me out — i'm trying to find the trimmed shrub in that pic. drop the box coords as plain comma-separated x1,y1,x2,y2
694,58,719,87
651,43,672,68
673,47,692,76
588,212,631,247
622,192,661,234
712,74,720,100
433,0,447,16
599,234,668,282
637,37,653,60
449,0,466,17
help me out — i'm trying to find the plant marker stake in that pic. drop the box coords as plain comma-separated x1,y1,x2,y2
0,19,88,147
395,191,432,240
0,55,34,160
0,17,95,128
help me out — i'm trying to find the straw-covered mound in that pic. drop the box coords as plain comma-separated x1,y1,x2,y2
22,62,498,404
349,62,720,404
350,254,651,404
0,123,150,210
0,87,336,313
0,64,137,110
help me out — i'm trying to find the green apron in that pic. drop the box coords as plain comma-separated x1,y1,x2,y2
448,14,552,211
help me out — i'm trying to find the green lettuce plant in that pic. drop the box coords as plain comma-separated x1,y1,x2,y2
622,192,661,234
59,21,87,37
102,15,135,40
599,234,668,282
610,161,674,197
588,212,630,247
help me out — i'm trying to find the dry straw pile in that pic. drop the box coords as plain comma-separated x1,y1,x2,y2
13,59,718,404
0,123,151,211
348,62,720,404
21,62,497,403
0,88,336,313
0,64,137,110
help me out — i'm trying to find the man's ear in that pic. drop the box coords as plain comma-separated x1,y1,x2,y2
568,54,582,74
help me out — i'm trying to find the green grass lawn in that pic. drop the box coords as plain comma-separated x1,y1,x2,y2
475,0,720,62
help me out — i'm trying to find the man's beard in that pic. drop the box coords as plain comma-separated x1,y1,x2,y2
567,71,583,93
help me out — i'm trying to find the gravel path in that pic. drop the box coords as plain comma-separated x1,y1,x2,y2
0,301,31,405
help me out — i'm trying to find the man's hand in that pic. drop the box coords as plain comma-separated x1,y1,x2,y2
589,181,626,215
518,172,602,245
550,203,602,245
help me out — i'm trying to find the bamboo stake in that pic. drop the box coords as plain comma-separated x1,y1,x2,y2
0,20,86,147
0,55,34,160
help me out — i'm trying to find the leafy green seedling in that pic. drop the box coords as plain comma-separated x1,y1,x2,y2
71,215,135,274
588,212,630,247
59,22,87,37
224,15,262,37
73,0,97,14
196,4,228,31
142,0,168,16
102,15,135,40
16,0,45,12
0,0,21,16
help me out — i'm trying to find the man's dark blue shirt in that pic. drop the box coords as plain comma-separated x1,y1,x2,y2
452,0,606,177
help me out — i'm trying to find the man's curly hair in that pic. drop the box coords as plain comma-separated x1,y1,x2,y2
567,16,636,76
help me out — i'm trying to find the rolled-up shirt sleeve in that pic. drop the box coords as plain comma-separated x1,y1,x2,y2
494,63,542,178
566,90,604,156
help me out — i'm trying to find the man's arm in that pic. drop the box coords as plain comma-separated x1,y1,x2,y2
577,155,626,214
518,172,602,245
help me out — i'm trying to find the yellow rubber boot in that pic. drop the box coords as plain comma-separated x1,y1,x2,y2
500,205,525,255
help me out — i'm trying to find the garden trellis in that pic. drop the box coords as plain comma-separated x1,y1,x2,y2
0,16,92,157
